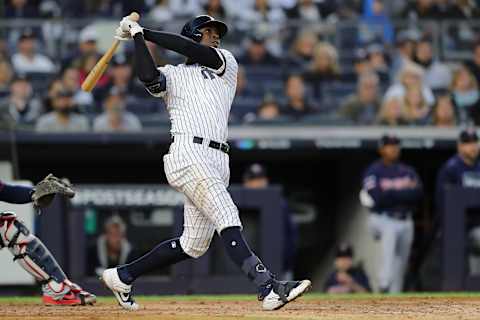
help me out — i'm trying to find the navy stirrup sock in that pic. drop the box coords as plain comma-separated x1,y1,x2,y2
220,226,273,289
117,238,189,285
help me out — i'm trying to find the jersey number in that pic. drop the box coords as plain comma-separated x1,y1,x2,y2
201,69,217,80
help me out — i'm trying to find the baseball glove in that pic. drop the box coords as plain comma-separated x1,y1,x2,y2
31,174,75,208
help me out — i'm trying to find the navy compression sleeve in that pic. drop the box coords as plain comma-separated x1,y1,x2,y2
133,33,166,96
0,182,33,204
143,29,223,69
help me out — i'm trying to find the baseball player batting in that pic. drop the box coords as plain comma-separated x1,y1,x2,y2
102,14,311,311
0,175,96,305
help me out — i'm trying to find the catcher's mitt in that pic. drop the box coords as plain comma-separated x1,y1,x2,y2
31,173,75,208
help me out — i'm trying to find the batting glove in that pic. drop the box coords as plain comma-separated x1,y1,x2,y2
114,27,131,41
120,17,143,37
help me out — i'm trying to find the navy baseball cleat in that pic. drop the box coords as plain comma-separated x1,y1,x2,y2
259,279,311,311
101,268,139,311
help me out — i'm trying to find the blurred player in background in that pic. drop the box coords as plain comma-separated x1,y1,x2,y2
0,174,96,305
360,134,423,293
102,14,311,311
436,128,480,274
324,243,371,294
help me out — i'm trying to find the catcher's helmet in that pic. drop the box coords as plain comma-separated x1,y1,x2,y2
181,15,228,42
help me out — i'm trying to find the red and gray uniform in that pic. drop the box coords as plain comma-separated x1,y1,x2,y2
0,179,72,299
361,160,422,293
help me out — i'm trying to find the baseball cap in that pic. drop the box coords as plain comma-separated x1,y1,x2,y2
379,134,400,147
19,29,35,41
353,48,368,63
396,29,420,45
243,163,267,181
79,27,98,43
366,43,384,55
56,89,74,97
11,73,29,83
335,243,353,258
111,54,129,67
459,128,478,143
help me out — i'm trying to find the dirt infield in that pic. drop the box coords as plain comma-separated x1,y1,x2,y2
2,296,480,320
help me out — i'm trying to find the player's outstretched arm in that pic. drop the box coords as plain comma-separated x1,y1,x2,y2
142,29,223,70
119,15,222,70
0,181,33,204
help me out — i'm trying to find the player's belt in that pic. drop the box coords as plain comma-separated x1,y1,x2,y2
171,136,230,154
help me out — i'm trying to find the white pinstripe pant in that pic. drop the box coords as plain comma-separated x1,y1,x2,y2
163,134,242,258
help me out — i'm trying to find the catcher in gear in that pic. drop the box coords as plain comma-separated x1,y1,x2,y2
0,174,96,306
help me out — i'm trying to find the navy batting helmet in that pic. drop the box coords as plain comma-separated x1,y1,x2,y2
181,15,228,43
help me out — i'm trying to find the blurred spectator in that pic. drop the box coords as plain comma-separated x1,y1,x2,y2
147,0,174,25
339,72,381,125
11,30,56,74
391,30,418,79
284,0,335,22
238,34,278,66
402,86,430,125
65,26,101,69
95,54,142,104
35,89,89,132
235,66,255,98
436,128,480,274
0,60,13,98
361,0,394,45
42,78,64,113
366,43,389,82
78,53,110,91
239,0,286,34
376,96,407,126
61,66,94,108
414,36,451,90
202,0,228,20
244,94,282,123
282,74,315,119
5,0,40,18
436,0,466,18
360,134,422,293
242,163,297,279
284,29,318,71
324,243,371,293
464,41,480,84
303,42,340,98
87,215,138,277
385,62,435,107
0,75,42,126
401,0,440,20
455,0,480,18
352,48,372,79
93,88,142,132
450,65,480,125
430,94,456,127
169,0,200,18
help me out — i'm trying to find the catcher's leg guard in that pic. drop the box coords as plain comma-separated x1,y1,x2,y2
0,211,96,305
0,211,67,284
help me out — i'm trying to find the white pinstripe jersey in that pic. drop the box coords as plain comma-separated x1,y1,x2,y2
158,48,237,142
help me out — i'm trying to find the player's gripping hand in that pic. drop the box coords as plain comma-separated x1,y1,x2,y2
31,173,75,209
119,16,143,37
115,27,131,41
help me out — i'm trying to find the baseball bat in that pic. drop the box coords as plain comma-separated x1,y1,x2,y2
81,12,140,92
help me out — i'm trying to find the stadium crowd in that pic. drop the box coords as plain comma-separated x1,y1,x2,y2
0,0,479,131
